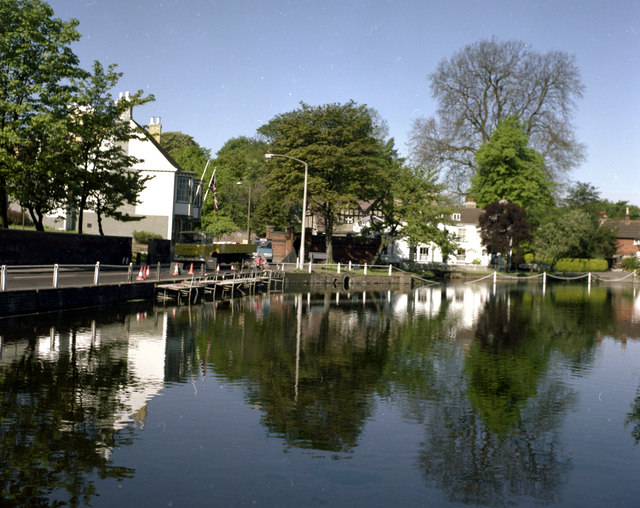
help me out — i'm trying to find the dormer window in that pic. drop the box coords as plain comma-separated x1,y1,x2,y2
452,213,461,221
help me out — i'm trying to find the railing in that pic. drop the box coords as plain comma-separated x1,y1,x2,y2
464,270,639,285
271,260,398,276
0,261,276,292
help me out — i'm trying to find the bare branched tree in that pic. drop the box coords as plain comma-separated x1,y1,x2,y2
409,38,585,195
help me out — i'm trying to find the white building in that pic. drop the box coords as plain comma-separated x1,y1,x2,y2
46,99,201,241
379,199,490,267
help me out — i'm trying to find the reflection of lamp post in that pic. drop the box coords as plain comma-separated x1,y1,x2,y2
264,153,309,268
236,181,251,243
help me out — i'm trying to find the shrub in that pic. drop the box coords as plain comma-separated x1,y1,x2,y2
555,258,608,272
524,252,534,264
472,258,481,265
133,230,162,244
621,256,640,271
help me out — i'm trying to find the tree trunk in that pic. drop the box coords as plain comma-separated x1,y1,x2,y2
0,180,9,228
323,207,334,263
96,198,104,235
28,207,44,231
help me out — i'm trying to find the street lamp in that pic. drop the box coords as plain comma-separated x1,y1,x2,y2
236,181,251,243
264,153,308,268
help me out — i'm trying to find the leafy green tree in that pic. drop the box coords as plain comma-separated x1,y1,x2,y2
259,101,390,260
478,200,532,269
409,38,584,193
67,61,154,234
470,116,555,226
0,0,85,228
534,208,617,265
159,131,210,175
368,142,456,263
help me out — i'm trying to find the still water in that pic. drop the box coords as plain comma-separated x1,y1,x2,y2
2,283,640,507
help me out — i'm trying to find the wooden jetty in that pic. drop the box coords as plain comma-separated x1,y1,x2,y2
156,270,284,305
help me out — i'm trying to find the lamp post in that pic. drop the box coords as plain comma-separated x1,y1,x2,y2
264,153,308,268
236,181,252,243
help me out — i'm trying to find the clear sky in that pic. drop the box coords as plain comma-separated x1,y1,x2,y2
48,0,640,205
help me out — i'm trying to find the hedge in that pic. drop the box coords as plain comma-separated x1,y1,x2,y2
555,258,608,272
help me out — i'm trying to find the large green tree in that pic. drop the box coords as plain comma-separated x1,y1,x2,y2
409,38,585,194
67,61,154,234
368,141,456,264
258,101,390,261
534,208,618,265
159,131,210,175
470,116,555,226
200,136,270,239
0,0,84,228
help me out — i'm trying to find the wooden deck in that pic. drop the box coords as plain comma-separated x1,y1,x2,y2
155,270,284,305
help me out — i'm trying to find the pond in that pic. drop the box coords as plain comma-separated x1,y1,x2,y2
1,282,640,507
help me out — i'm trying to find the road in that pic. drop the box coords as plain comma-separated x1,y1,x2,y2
1,264,202,291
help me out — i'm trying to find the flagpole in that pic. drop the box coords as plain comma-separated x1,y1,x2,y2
202,168,216,204
192,160,210,204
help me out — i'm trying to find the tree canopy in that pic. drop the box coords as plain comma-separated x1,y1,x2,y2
409,38,585,194
470,116,555,226
67,61,154,234
0,0,84,228
258,101,391,260
478,200,532,268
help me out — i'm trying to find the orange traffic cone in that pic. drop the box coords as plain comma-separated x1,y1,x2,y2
136,266,144,280
172,263,180,276
216,264,220,273
188,263,194,275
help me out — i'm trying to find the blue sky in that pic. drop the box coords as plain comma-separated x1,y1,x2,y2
49,0,640,205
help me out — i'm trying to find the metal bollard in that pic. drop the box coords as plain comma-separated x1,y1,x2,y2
128,262,133,282
1,265,6,291
53,264,59,288
157,261,161,281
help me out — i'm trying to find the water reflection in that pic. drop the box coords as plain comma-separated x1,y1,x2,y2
1,285,640,506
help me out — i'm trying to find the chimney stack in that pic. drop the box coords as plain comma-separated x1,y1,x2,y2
149,116,162,143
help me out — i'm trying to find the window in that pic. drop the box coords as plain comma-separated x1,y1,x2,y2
452,213,461,221
176,176,191,203
457,227,466,242
418,246,429,262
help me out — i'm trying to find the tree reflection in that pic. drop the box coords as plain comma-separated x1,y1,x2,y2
397,285,617,506
199,292,392,452
0,318,141,507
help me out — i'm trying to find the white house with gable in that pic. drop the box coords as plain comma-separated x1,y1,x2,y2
378,198,490,267
46,95,201,241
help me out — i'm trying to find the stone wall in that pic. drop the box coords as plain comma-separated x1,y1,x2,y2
0,229,132,265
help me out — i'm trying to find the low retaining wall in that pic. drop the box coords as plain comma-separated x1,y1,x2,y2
0,281,156,318
284,271,414,290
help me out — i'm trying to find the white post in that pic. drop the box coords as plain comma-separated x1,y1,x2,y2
0,265,6,291
364,263,368,275
53,264,59,288
348,260,352,272
337,262,341,274
308,257,313,273
588,272,592,293
93,262,100,285
388,264,392,276
493,271,497,284
128,262,133,282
